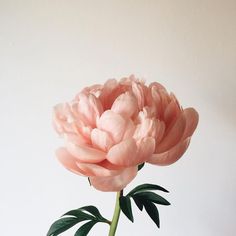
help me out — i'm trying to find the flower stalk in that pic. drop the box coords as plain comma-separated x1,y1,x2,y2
108,190,123,236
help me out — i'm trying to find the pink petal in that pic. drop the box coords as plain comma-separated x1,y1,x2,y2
98,159,123,170
136,137,156,164
107,138,138,166
76,162,123,177
97,110,127,143
147,138,190,166
66,142,106,163
156,111,186,153
89,166,138,192
91,128,114,151
53,103,75,134
155,120,166,144
99,79,122,109
164,99,181,127
132,82,145,109
181,108,199,140
111,92,138,118
134,118,158,140
122,119,135,140
56,148,86,176
77,93,103,127
64,132,90,146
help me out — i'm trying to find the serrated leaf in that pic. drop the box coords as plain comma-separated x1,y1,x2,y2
128,184,169,196
142,200,160,228
138,163,145,171
79,205,109,223
132,195,144,211
47,217,80,236
63,209,95,220
134,192,170,206
74,221,97,236
119,196,134,222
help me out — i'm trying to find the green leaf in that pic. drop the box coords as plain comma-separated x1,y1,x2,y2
132,195,144,211
128,183,169,196
80,206,103,218
138,163,145,171
142,200,160,228
119,196,134,222
63,209,95,220
74,221,97,236
47,217,81,236
134,191,170,206
79,205,109,223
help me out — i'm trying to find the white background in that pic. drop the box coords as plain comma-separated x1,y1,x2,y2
1,1,236,235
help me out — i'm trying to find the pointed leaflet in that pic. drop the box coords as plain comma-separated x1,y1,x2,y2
119,196,134,222
133,191,170,206
63,209,95,220
142,200,160,228
47,217,82,236
128,183,169,196
138,163,145,171
74,221,97,236
79,205,110,223
132,195,144,211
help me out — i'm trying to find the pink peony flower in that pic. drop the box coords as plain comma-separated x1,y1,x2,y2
53,75,198,191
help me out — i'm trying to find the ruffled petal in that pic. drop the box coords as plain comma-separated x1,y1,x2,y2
66,142,106,163
76,162,123,177
77,93,103,127
164,98,181,127
132,81,145,109
156,111,186,153
97,110,127,143
53,103,75,134
55,148,86,176
64,132,90,146
111,92,138,118
91,128,114,151
136,137,156,164
107,138,137,166
147,138,190,166
181,108,199,140
133,118,158,140
90,166,138,192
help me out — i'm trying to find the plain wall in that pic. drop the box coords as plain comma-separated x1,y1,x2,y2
0,1,236,235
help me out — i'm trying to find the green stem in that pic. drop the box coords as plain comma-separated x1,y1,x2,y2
108,190,123,236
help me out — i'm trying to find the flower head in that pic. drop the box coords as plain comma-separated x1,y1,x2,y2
53,75,198,191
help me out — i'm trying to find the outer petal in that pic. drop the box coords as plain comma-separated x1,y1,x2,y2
97,110,127,143
91,128,114,152
90,166,138,192
132,81,145,109
53,103,75,134
56,148,85,176
155,111,186,153
99,79,122,109
107,138,137,166
181,108,199,140
77,93,103,127
147,138,190,166
136,137,156,164
66,142,106,163
64,132,90,146
164,98,181,127
111,92,138,118
76,162,123,177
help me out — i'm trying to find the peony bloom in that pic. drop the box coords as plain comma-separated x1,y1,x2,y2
53,75,198,191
